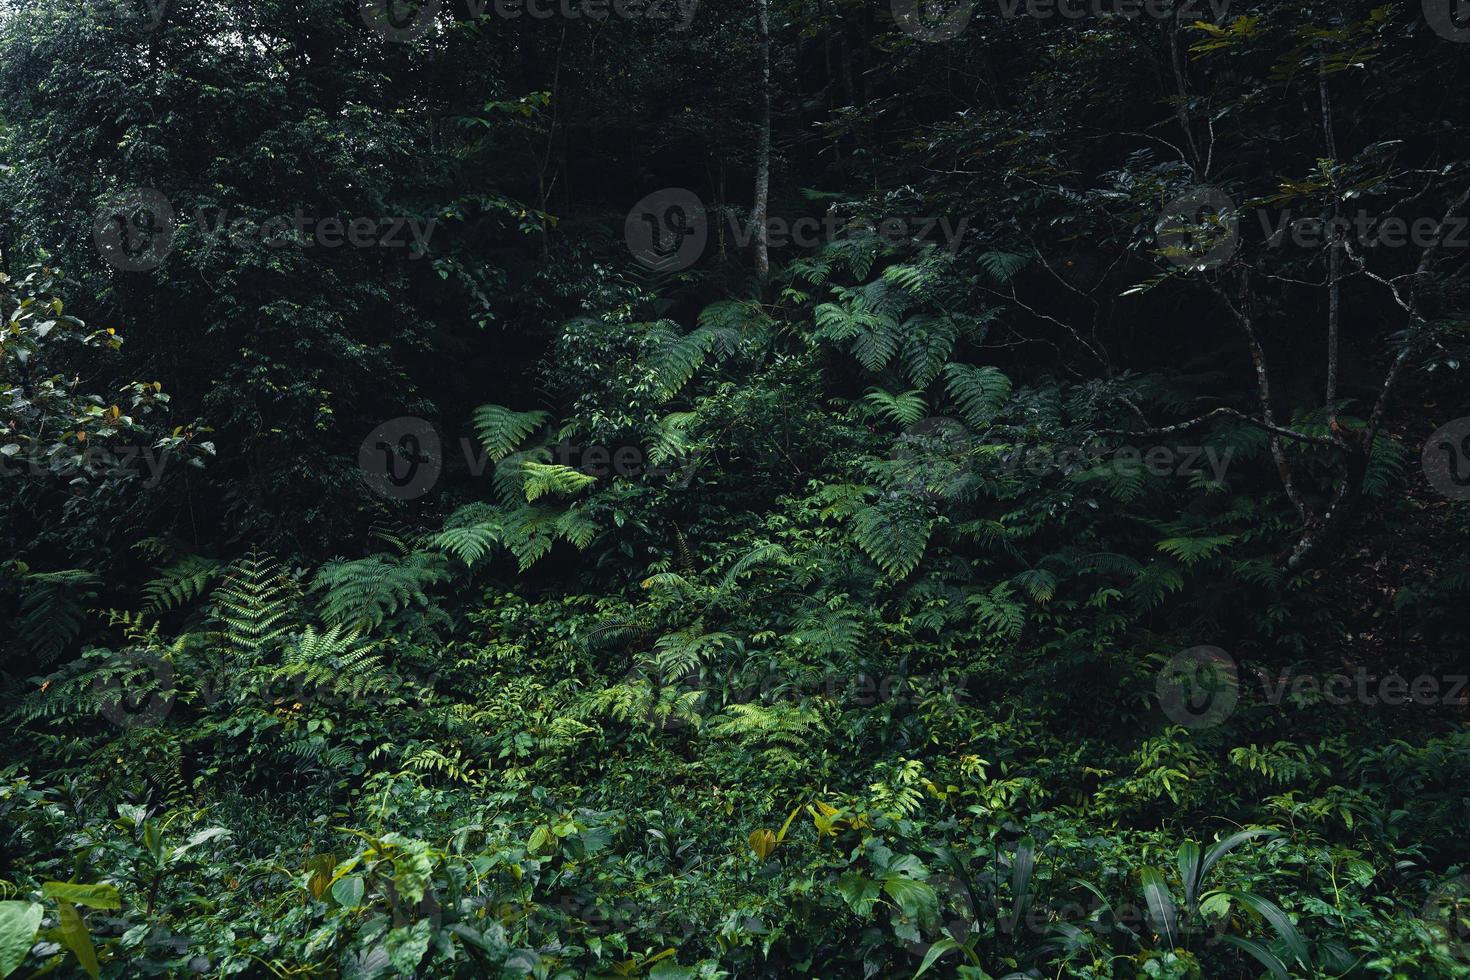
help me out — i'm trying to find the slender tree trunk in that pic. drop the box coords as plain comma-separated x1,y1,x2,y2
753,0,772,283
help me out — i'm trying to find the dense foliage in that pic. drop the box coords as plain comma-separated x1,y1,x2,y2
1,0,1468,976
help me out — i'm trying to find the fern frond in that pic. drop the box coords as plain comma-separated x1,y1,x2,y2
850,503,932,579
944,363,1013,429
472,405,550,462
862,388,929,427
521,462,598,502
142,556,224,614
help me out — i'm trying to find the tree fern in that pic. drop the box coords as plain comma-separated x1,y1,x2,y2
862,388,929,427
968,582,1026,641
13,568,100,666
977,250,1030,283
901,314,960,387
643,321,717,402
850,502,932,579
521,461,598,502
209,551,296,663
472,404,549,462
312,552,447,633
142,555,225,614
944,363,1013,429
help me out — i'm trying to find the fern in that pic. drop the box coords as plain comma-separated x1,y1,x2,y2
944,363,1013,429
1156,535,1237,566
862,387,929,427
209,551,296,663
850,502,932,579
142,555,225,614
521,461,598,501
977,250,1030,283
472,404,550,462
13,569,100,666
643,321,717,402
901,314,960,387
312,552,447,633
968,582,1026,641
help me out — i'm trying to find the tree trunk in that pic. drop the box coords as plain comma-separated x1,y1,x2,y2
752,0,772,283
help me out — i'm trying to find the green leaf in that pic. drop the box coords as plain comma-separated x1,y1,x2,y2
914,937,964,977
54,901,100,979
836,873,883,917
943,363,1012,428
1006,838,1037,934
1218,935,1289,980
883,877,938,921
648,960,696,980
41,883,121,910
1224,890,1308,968
0,902,43,979
384,919,432,976
331,876,365,908
1139,867,1178,950
1176,841,1202,912
1198,829,1278,892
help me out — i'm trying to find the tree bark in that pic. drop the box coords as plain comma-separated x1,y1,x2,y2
752,0,772,283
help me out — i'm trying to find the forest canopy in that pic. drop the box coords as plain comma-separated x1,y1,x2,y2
1,0,1469,976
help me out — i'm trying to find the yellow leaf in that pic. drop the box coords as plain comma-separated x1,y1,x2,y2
748,828,777,860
